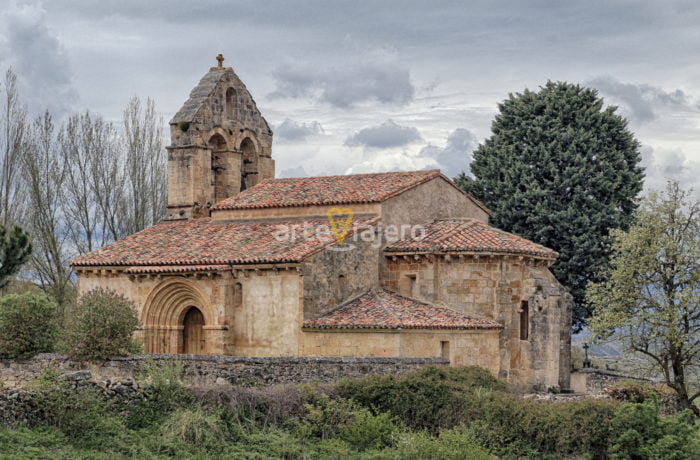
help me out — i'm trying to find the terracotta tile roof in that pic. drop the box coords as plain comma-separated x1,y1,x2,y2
72,216,378,267
303,288,502,330
385,218,558,259
123,265,229,274
211,170,490,214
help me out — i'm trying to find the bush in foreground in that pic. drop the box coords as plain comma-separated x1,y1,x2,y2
1,365,699,459
63,288,141,360
337,365,506,433
0,293,58,358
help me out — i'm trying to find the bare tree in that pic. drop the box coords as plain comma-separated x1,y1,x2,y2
121,96,166,235
22,111,73,308
60,112,123,254
50,99,166,257
0,69,27,226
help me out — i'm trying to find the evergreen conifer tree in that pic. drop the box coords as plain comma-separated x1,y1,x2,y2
457,81,644,330
0,225,32,288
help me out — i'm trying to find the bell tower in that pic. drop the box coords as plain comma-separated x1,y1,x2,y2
165,55,275,220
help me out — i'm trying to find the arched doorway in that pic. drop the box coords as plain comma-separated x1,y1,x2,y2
141,280,218,354
182,307,205,354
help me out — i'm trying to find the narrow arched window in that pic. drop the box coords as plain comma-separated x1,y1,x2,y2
226,87,237,120
234,282,243,310
400,274,417,298
520,300,529,340
338,274,347,301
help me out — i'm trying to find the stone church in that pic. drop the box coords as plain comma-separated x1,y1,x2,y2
73,58,572,391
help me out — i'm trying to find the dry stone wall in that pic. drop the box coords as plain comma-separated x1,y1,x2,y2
0,354,448,389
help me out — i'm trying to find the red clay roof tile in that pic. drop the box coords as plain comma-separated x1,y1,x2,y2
72,217,378,267
123,265,229,274
303,288,502,330
385,218,558,258
211,170,490,213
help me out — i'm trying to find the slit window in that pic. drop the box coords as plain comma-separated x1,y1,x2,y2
440,341,450,359
400,274,417,298
338,274,347,301
520,300,529,340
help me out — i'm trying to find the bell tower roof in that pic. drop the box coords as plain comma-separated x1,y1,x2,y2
169,55,271,135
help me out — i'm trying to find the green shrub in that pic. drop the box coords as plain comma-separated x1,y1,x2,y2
63,288,141,360
339,366,621,458
34,381,128,449
138,357,186,400
389,428,493,460
465,397,618,458
295,393,401,451
300,394,356,440
160,407,223,447
337,366,505,433
608,402,699,460
126,358,192,429
28,368,60,390
340,408,399,451
0,293,58,358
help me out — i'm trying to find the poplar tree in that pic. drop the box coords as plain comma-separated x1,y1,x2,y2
458,81,644,330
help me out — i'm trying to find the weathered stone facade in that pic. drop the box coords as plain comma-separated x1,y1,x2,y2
73,59,572,392
166,65,274,220
383,254,571,390
77,266,303,357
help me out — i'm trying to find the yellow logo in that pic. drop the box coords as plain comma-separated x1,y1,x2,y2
326,207,354,245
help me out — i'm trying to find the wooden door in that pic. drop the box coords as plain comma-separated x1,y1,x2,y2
183,307,205,354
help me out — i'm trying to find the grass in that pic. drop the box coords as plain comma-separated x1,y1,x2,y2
0,365,698,459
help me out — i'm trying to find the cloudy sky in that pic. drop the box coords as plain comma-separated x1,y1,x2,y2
1,0,699,193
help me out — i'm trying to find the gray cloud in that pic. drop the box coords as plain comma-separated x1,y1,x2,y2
275,118,324,141
420,128,478,178
0,1,78,116
279,165,309,178
640,145,700,195
1,0,698,195
344,126,478,176
270,55,415,109
586,76,698,123
345,120,422,149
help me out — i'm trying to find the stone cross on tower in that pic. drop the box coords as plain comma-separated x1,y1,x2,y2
216,54,224,68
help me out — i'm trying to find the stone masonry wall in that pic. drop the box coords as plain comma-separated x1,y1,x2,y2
301,237,380,320
0,354,448,389
383,255,571,391
570,368,655,394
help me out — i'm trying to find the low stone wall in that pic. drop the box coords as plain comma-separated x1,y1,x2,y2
0,354,448,389
0,371,144,426
570,368,656,394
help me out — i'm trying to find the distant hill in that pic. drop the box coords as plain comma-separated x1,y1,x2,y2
572,329,624,358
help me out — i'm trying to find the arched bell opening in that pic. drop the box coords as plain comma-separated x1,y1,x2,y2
209,133,229,202
239,137,258,192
